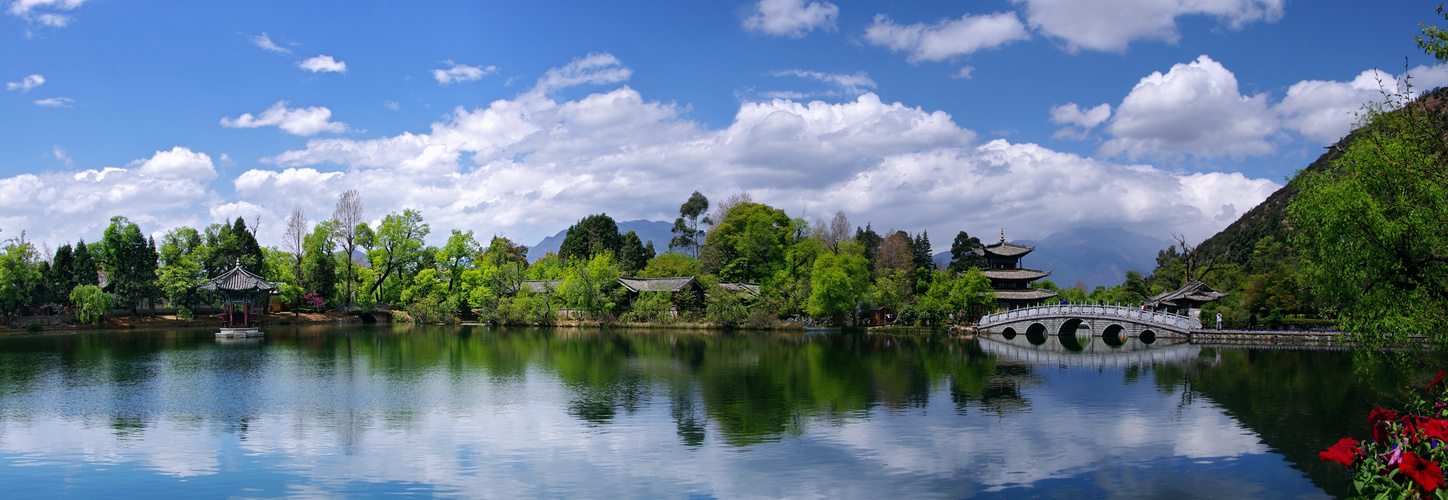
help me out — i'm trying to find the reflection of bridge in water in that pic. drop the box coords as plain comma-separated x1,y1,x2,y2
978,333,1202,368
979,303,1202,339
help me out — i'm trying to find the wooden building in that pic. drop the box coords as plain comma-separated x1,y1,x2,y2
198,263,277,329
977,230,1058,308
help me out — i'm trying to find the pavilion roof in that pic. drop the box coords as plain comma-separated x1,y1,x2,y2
1144,280,1228,308
991,289,1059,301
619,276,699,293
198,264,277,293
983,268,1051,281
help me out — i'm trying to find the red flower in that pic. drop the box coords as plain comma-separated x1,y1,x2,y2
1371,407,1399,443
1318,437,1361,468
1400,451,1446,493
1402,416,1448,444
1429,371,1446,392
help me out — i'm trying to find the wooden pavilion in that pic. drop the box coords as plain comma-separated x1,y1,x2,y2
198,262,277,336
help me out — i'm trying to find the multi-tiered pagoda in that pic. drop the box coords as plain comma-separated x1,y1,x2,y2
977,230,1058,308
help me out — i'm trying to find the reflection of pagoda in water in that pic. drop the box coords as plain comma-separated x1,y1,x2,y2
977,230,1058,308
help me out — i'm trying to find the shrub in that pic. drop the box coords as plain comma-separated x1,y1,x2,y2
1319,372,1448,497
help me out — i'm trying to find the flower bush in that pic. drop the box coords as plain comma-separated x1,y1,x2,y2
1321,371,1448,498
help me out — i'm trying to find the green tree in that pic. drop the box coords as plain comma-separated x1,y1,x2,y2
438,229,480,293
101,216,160,315
366,209,430,303
948,231,984,275
69,284,112,325
72,238,98,287
618,231,655,275
157,227,205,312
561,252,622,319
559,213,622,263
46,244,77,306
204,217,264,277
854,224,882,266
0,233,41,312
700,202,791,283
302,220,339,307
483,236,529,268
806,249,870,323
1288,78,1448,340
638,252,701,278
669,191,710,258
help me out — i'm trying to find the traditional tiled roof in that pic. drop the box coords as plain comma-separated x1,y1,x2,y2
718,282,761,297
198,264,277,293
516,279,562,294
1144,280,1227,308
619,276,698,293
983,268,1051,281
979,241,1034,259
990,289,1059,301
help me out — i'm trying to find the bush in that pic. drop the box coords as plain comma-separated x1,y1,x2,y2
177,306,195,320
1319,373,1448,497
623,292,675,324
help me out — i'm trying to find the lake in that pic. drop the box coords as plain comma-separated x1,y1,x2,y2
0,325,1396,498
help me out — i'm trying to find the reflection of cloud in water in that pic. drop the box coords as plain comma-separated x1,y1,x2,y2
0,338,1315,498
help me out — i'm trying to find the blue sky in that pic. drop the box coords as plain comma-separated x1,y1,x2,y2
1,0,1442,252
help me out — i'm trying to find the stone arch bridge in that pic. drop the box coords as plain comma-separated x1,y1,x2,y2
978,303,1201,339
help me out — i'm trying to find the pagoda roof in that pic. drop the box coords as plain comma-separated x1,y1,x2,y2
619,276,699,293
198,264,277,293
983,268,1051,281
991,289,1059,301
1144,280,1228,308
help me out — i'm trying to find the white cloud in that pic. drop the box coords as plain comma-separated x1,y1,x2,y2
865,12,1029,63
1101,55,1276,159
7,0,86,27
0,147,217,248
1275,65,1448,145
51,146,72,167
532,53,632,95
1050,102,1111,128
299,55,346,73
2,55,1279,253
384,100,401,111
6,74,44,92
433,61,496,85
34,97,73,107
743,0,839,38
1012,0,1283,52
951,66,975,80
221,101,349,136
767,69,875,97
250,32,291,54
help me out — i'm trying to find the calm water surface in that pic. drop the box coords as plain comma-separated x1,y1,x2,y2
0,325,1396,498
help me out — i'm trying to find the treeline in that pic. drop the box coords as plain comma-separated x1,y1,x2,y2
0,190,998,328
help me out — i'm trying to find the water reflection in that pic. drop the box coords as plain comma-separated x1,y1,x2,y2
0,326,1391,498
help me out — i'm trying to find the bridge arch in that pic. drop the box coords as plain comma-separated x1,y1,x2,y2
1025,323,1048,345
1140,330,1157,344
1057,318,1086,337
1101,324,1126,347
1001,327,1017,340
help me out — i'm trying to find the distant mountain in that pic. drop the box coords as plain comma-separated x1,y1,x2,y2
933,227,1172,290
527,219,676,261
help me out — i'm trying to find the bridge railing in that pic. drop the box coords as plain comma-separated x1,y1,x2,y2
978,303,1201,331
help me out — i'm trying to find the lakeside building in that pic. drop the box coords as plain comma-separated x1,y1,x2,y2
977,231,1058,308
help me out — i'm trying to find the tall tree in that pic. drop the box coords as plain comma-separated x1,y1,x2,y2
283,206,308,284
813,211,851,254
483,236,529,268
48,243,77,305
875,230,914,274
157,227,205,311
559,213,622,263
669,191,710,258
366,209,430,301
699,201,791,283
619,231,655,275
72,238,98,287
331,190,364,307
855,224,882,266
0,232,41,312
101,216,160,315
948,231,984,275
302,220,338,307
438,229,479,293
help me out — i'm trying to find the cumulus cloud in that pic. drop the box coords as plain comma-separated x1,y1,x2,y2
299,55,346,73
3,55,1279,252
865,12,1029,63
34,97,73,107
250,32,291,54
7,0,86,27
433,61,497,85
221,101,349,136
1011,0,1284,52
51,146,72,167
743,0,838,38
1276,65,1448,144
6,74,44,92
0,146,217,247
1050,102,1111,128
951,66,975,80
1101,55,1276,159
